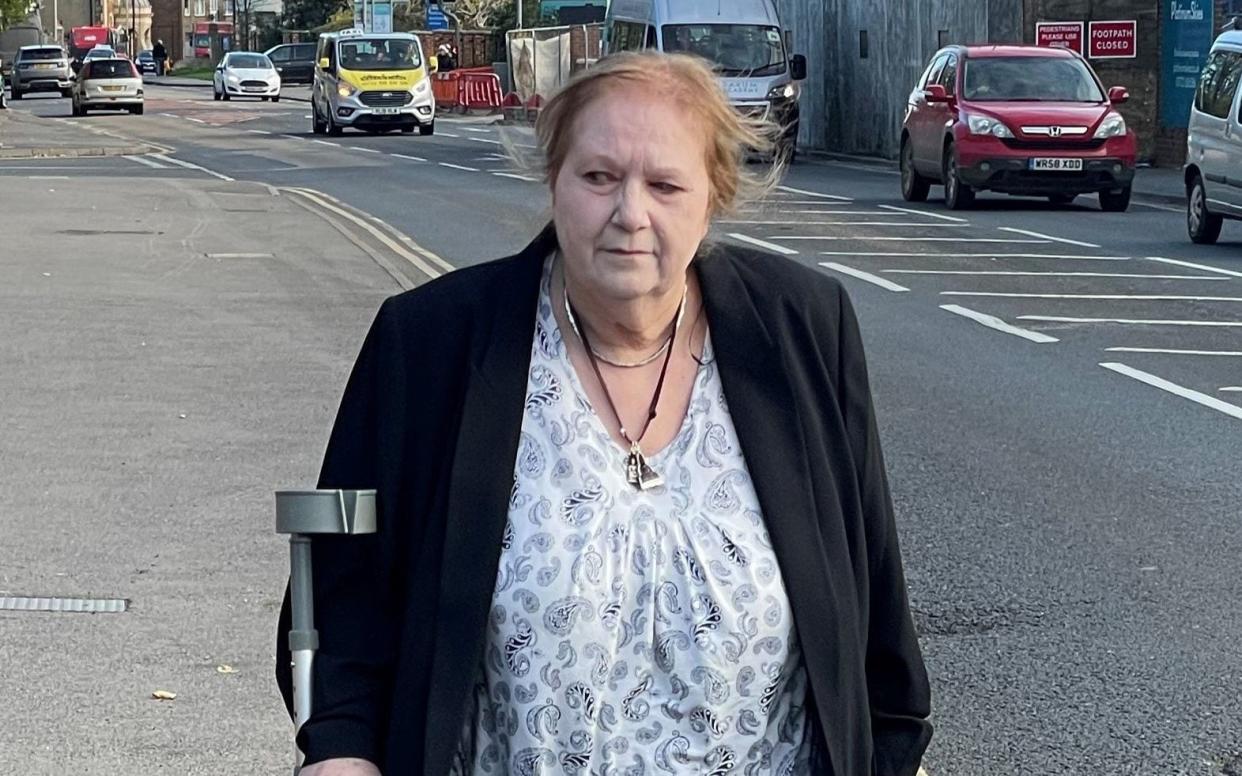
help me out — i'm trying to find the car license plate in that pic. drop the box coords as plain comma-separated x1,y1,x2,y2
372,107,400,115
37,63,56,69
103,85,124,91
244,86,266,92
1030,158,1083,171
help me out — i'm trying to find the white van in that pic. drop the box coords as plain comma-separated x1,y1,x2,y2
1185,28,1242,244
603,0,807,161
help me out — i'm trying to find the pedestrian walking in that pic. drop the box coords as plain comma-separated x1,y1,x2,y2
277,50,932,776
153,39,167,76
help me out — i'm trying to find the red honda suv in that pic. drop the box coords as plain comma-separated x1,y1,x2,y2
900,45,1137,211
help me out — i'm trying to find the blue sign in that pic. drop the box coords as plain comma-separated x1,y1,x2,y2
1160,0,1215,128
427,4,448,30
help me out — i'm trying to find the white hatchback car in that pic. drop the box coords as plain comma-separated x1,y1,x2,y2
72,57,144,116
213,52,281,101
1185,28,1242,244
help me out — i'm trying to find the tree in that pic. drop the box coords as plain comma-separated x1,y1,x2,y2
0,0,34,32
282,0,345,31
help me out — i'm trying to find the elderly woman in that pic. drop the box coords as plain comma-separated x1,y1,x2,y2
278,52,932,775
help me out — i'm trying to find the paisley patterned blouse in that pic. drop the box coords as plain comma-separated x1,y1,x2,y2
452,258,811,775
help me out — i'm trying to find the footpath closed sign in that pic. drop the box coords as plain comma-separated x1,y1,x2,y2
1088,20,1137,58
1036,22,1084,54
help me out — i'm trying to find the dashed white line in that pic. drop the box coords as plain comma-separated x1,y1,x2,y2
755,200,861,206
877,204,968,223
1145,256,1242,278
463,127,492,133
941,292,1242,302
1018,315,1242,327
817,252,1128,261
811,237,1048,243
25,175,70,179
997,227,1100,247
725,233,798,255
391,153,427,162
1221,387,1242,393
941,305,1059,343
492,172,539,182
724,222,959,228
1100,362,1242,420
310,139,337,146
247,129,272,135
468,137,503,145
124,155,168,169
1105,347,1242,356
820,262,909,291
439,162,480,172
775,185,852,202
884,270,1221,280
184,117,207,124
282,134,306,141
151,155,234,181
438,131,462,138
348,146,381,153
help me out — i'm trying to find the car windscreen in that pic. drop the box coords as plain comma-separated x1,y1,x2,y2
137,51,153,60
963,56,1105,102
85,48,115,59
661,24,786,77
88,60,133,78
22,48,64,61
338,38,422,71
228,54,270,69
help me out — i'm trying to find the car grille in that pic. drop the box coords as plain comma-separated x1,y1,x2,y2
241,80,268,88
359,90,412,107
1002,138,1106,151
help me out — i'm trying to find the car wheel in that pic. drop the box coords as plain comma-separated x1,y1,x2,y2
327,110,342,136
11,86,22,100
1099,185,1131,213
400,124,414,133
131,105,144,115
213,85,221,101
61,89,72,99
272,94,280,103
222,91,230,101
1187,175,1223,245
1048,193,1076,205
311,105,326,134
418,120,434,136
900,138,930,203
943,144,975,210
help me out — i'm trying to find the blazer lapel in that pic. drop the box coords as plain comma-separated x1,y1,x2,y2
422,227,555,774
698,253,848,774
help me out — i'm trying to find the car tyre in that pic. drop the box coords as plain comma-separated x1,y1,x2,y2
327,109,343,136
213,85,221,101
900,138,930,202
11,86,22,100
400,124,414,133
418,120,434,136
272,94,280,103
131,105,144,115
943,144,975,210
1187,175,1223,245
1099,185,1131,213
1048,193,1076,205
311,105,326,134
61,89,73,99
222,91,230,101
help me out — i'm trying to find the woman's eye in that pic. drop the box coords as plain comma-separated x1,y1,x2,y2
651,182,681,194
584,171,613,184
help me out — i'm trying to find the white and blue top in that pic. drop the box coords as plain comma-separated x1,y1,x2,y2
453,257,811,775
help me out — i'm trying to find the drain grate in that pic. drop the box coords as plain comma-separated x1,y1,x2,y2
0,596,128,613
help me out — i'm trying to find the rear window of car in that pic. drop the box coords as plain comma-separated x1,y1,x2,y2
963,56,1105,102
228,54,270,69
21,48,63,60
88,60,134,78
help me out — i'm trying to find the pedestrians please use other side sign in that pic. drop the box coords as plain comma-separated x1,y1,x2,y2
1088,20,1137,59
1036,22,1084,54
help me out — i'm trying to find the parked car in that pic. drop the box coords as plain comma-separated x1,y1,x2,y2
900,44,1137,211
213,51,281,101
135,49,158,76
9,45,72,100
71,57,144,115
1185,29,1242,244
264,42,316,85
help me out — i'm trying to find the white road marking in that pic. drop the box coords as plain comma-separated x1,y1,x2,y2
391,153,427,162
348,146,381,153
739,210,891,216
726,233,798,255
1105,347,1242,356
310,139,337,146
1018,315,1242,327
492,172,539,182
809,237,1048,243
884,270,1222,280
158,113,179,118
151,155,234,181
996,227,1100,247
468,137,503,145
463,127,492,133
247,129,272,135
1100,362,1242,420
723,221,959,228
125,155,168,168
25,175,70,179
206,252,274,258
1145,256,1242,278
282,134,307,141
941,304,1059,343
438,131,461,138
817,252,1129,260
303,114,312,119
820,262,909,291
754,200,861,206
941,292,1242,302
439,162,480,172
1220,387,1242,392
185,117,207,124
775,185,852,202
877,204,968,223
1132,201,1183,213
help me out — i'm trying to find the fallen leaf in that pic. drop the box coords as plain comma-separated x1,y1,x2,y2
151,690,177,700
216,665,237,674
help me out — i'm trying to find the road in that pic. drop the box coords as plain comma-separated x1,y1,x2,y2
4,85,1242,776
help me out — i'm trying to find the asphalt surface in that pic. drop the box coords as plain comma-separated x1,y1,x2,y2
3,85,1241,775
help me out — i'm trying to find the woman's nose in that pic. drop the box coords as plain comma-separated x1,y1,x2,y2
611,179,651,232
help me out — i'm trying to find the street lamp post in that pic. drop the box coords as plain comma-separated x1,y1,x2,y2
516,0,522,29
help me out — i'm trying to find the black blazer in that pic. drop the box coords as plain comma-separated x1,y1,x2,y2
277,226,932,775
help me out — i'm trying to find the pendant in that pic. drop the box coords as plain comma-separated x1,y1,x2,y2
626,441,664,491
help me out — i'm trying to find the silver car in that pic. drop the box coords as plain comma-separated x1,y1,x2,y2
71,57,144,116
10,45,72,99
1185,28,1242,244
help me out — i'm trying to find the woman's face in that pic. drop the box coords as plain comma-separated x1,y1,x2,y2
552,86,713,303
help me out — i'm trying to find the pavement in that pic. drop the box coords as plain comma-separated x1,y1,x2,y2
0,173,398,774
0,104,156,158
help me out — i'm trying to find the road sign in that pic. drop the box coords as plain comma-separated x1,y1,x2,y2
1160,0,1214,127
373,0,392,33
427,4,448,29
1088,20,1137,59
1035,22,1084,54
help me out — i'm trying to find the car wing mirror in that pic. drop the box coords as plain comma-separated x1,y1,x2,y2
923,84,950,103
1107,85,1129,104
318,57,329,69
789,54,807,81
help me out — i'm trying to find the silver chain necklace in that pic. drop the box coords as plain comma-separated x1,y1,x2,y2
562,271,688,370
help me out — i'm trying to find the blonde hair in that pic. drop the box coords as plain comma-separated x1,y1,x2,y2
528,51,784,217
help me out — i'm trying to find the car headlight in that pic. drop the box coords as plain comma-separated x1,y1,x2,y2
966,113,1013,138
226,73,239,83
413,79,430,95
766,83,797,100
337,83,356,98
1094,112,1127,139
